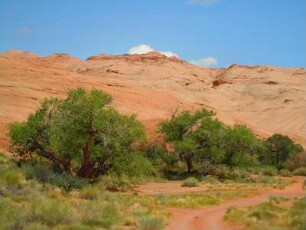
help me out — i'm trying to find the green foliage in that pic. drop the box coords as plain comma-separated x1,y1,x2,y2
264,134,303,169
292,167,306,176
9,88,152,179
99,175,132,192
224,198,306,230
49,172,88,191
138,216,165,230
261,166,278,176
285,151,306,171
160,108,261,174
160,108,214,172
30,197,73,226
1,171,23,187
181,177,199,187
24,223,51,230
278,169,292,177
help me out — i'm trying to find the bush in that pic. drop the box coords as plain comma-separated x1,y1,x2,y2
182,177,199,187
211,165,231,179
0,197,27,230
292,167,306,176
285,152,306,171
256,176,277,184
24,223,51,230
99,175,132,192
279,169,292,177
2,171,23,187
30,197,73,226
138,216,165,230
50,173,88,191
22,163,52,184
261,167,278,176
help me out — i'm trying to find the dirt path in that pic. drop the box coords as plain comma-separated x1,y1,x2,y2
166,177,306,230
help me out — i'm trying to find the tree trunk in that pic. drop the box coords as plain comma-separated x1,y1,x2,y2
78,139,92,178
35,142,73,175
185,156,193,173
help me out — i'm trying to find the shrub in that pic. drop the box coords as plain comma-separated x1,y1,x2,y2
2,171,23,187
0,197,27,230
202,176,220,184
24,223,51,230
30,197,73,226
138,216,165,230
182,177,199,187
261,167,278,176
292,167,306,176
278,169,292,177
58,225,92,230
50,173,88,191
211,165,231,179
256,176,277,184
285,151,306,171
99,175,132,192
22,163,52,184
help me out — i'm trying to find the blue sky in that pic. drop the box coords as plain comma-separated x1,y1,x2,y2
0,0,305,67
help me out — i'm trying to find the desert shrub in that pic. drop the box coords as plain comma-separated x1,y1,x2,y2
110,151,156,178
256,176,277,184
292,167,306,176
1,171,23,187
30,197,73,226
80,200,120,228
138,216,165,230
50,173,88,191
99,175,132,192
182,177,199,187
210,165,232,179
278,169,292,177
21,163,52,184
261,166,278,176
285,151,306,171
0,197,28,230
58,225,92,230
24,223,51,230
79,186,101,200
202,176,220,184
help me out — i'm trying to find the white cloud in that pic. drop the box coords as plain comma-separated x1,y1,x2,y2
17,27,31,35
189,0,219,5
160,51,179,58
128,44,154,55
189,57,218,67
127,44,179,57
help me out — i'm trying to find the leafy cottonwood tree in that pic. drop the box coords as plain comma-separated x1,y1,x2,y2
160,108,260,173
9,88,152,178
265,134,303,169
159,108,215,172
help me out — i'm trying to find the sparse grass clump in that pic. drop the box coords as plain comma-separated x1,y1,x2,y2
260,166,278,176
138,215,165,230
278,169,292,177
292,167,306,176
30,197,73,227
224,197,306,230
181,177,199,187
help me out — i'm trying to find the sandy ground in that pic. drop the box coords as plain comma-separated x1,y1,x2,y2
165,177,305,230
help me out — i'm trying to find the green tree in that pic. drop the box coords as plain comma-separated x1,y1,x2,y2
265,134,303,169
160,109,260,173
159,109,214,172
9,88,152,178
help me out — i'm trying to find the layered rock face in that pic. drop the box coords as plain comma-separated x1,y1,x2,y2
0,50,305,151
